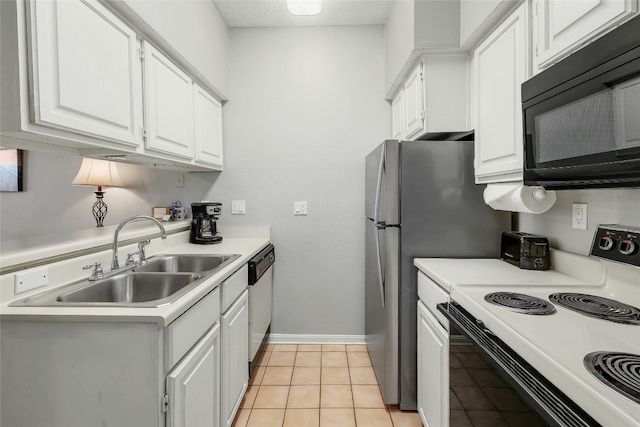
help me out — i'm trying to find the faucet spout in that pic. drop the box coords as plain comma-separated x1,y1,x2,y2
111,215,167,270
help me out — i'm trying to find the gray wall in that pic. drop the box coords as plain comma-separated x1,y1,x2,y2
0,151,180,239
188,25,389,336
518,188,640,255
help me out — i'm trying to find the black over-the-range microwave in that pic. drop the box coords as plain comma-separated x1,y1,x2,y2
522,15,640,189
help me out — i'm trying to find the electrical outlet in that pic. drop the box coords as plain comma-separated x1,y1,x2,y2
572,203,588,230
175,173,184,188
14,267,49,294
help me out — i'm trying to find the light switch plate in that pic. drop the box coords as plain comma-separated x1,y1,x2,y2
294,201,308,215
14,266,49,294
232,200,246,215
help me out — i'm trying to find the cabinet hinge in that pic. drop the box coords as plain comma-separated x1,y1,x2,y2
420,110,425,120
139,126,147,140
137,47,145,60
161,393,169,413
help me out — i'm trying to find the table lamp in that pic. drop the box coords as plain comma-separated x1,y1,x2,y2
72,158,123,227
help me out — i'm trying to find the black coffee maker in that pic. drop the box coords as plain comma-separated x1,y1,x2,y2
190,202,223,244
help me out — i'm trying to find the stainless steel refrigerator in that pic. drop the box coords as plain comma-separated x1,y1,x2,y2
365,139,511,410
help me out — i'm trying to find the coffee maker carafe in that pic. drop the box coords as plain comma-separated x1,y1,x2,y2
190,202,223,244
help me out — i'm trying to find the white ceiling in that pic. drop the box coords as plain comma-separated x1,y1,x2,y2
212,0,394,28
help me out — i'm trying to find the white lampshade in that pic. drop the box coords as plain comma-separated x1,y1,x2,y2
72,158,123,188
287,0,321,16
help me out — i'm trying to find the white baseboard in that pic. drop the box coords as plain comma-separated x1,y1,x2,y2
268,334,366,345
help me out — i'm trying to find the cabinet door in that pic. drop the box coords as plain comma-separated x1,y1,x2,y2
29,0,143,148
221,290,249,427
403,63,425,139
166,323,221,427
143,41,194,159
417,301,449,427
473,4,528,183
194,84,224,167
391,91,404,140
534,0,637,72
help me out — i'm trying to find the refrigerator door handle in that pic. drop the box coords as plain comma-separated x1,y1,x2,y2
375,226,385,307
373,145,386,224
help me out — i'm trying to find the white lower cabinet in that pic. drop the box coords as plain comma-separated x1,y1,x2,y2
472,3,529,184
0,281,244,427
167,323,221,427
417,300,449,427
221,290,249,427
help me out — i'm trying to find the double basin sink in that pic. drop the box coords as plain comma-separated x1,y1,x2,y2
12,254,240,308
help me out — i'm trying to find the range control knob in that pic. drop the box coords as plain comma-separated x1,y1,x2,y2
598,236,615,251
619,239,637,255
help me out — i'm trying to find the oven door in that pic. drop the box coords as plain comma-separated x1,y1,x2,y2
438,302,602,427
523,59,640,189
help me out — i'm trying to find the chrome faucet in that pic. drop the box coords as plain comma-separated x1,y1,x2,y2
111,215,167,270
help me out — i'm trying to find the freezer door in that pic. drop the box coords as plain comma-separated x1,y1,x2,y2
365,219,399,405
365,141,400,225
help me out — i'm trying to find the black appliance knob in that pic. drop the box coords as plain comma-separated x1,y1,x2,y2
598,236,615,251
619,239,636,255
534,258,544,267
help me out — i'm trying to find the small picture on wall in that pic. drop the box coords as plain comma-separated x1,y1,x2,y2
0,148,24,192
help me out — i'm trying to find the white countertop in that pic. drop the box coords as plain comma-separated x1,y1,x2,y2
414,250,604,293
0,226,271,326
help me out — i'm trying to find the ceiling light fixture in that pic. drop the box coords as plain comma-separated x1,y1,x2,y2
286,0,322,16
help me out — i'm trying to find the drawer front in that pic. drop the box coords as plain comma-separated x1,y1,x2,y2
222,264,248,312
417,271,449,329
166,286,221,370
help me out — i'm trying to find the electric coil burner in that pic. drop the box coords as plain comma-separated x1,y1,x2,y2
484,292,556,315
584,352,640,404
549,293,640,325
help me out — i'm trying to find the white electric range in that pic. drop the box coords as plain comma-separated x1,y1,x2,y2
415,225,640,427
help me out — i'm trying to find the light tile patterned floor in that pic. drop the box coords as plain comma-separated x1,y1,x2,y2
232,344,423,427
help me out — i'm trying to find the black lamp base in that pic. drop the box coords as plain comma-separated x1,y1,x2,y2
93,190,108,227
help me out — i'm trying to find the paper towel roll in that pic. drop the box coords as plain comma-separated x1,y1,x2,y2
483,183,556,214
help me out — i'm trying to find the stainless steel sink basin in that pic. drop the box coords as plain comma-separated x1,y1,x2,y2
57,273,200,304
133,255,237,273
11,253,241,308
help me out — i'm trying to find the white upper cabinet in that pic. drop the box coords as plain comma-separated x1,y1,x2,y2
194,84,224,167
472,3,529,183
1,0,225,171
392,56,470,141
29,0,143,148
403,64,425,139
533,0,638,73
391,91,404,140
144,41,194,160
